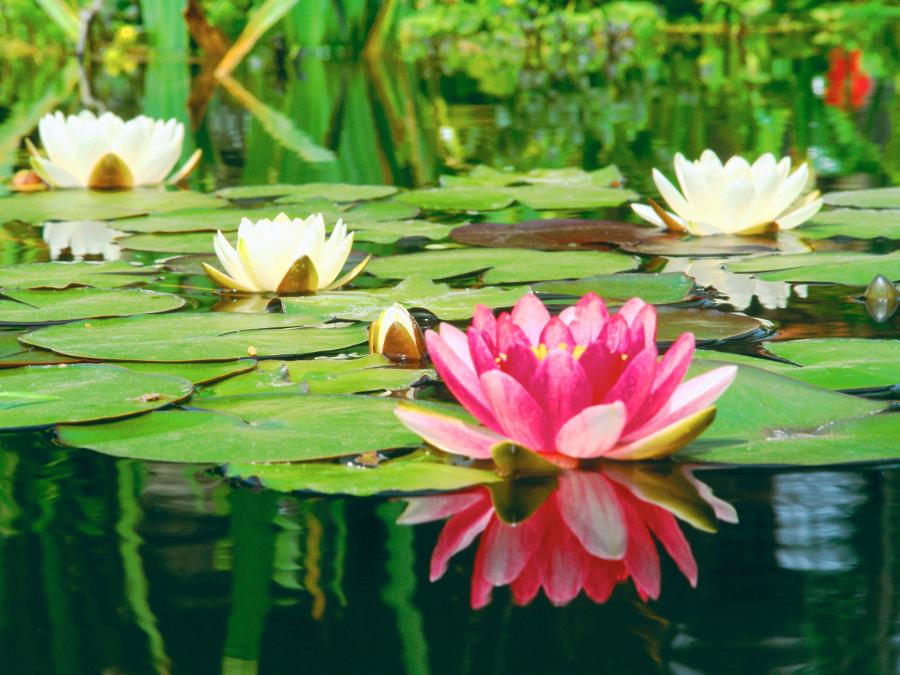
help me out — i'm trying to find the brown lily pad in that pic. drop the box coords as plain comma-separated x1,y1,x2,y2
449,219,656,250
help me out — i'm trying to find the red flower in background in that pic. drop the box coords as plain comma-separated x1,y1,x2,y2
825,48,873,109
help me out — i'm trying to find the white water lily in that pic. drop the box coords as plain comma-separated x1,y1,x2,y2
202,212,370,294
27,111,200,190
632,150,823,236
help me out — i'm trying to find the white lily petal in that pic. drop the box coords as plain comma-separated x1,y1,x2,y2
630,203,666,228
652,168,693,222
775,197,823,230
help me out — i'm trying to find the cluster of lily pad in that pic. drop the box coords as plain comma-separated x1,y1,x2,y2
0,109,897,502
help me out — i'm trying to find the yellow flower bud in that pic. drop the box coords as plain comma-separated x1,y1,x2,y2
369,304,426,363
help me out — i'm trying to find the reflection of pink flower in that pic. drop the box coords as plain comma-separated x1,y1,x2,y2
825,48,873,109
399,468,737,608
396,293,736,463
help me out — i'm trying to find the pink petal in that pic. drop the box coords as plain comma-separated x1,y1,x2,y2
398,491,485,525
529,350,592,433
623,365,736,443
632,500,698,587
561,292,609,344
436,323,473,367
627,333,695,433
467,327,499,376
619,493,661,600
539,525,587,606
510,557,543,606
502,342,541,387
430,500,493,580
425,330,499,430
470,537,496,609
480,514,544,585
684,470,739,524
554,402,627,458
600,345,658,422
496,314,532,354
617,297,649,326
584,559,625,603
471,303,497,338
480,370,553,452
602,314,630,353
556,471,627,557
510,293,551,344
578,340,624,402
626,302,657,347
394,405,506,459
538,316,575,350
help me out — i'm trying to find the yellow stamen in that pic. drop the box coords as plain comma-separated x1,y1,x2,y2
530,344,549,361
620,353,628,361
573,345,586,360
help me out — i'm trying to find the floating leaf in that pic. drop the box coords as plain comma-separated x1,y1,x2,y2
727,251,900,285
57,394,464,463
352,220,453,245
120,232,215,254
396,188,515,212
207,353,431,396
226,451,500,496
799,209,900,240
439,165,624,189
505,184,638,210
21,314,366,362
0,289,185,325
367,248,638,283
124,360,257,385
678,361,888,465
108,205,294,234
0,189,224,224
823,187,900,208
652,307,766,344
450,219,655,250
697,339,900,391
278,277,527,321
0,330,75,366
534,273,696,306
0,261,160,290
0,364,192,429
216,183,397,202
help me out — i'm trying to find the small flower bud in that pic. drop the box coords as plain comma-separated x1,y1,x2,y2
864,275,898,324
10,169,47,192
369,304,426,363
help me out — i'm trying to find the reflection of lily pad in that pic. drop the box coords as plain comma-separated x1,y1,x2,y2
697,339,900,391
57,394,460,463
397,188,514,212
823,187,900,209
367,248,638,283
207,353,431,396
21,314,366,362
727,251,900,285
0,364,192,429
0,261,160,289
535,273,696,306
0,288,185,325
217,183,397,202
450,219,655,250
621,233,782,257
226,451,499,496
0,189,224,224
679,361,888,466
799,209,900,240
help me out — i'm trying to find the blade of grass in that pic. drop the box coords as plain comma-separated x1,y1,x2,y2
36,0,80,43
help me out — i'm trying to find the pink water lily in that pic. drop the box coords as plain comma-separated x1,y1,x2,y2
399,466,737,608
396,293,736,463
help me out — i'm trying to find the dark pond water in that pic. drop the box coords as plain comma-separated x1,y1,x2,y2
1,27,899,675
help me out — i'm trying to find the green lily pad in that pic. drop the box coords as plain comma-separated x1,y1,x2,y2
20,314,366,362
396,188,515,212
0,364,192,429
678,360,889,465
352,220,453,245
0,289,185,325
119,232,214,254
0,331,76,366
217,183,398,202
823,187,900,208
682,412,900,466
697,339,900,391
439,165,624,188
535,273,697,306
450,219,656,250
0,261,160,289
727,251,900,285
0,189,224,224
339,199,420,223
505,184,639,210
226,451,500,496
799,209,900,240
367,248,638,283
278,277,527,321
56,394,461,463
108,205,296,234
124,360,257,385
206,353,431,396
